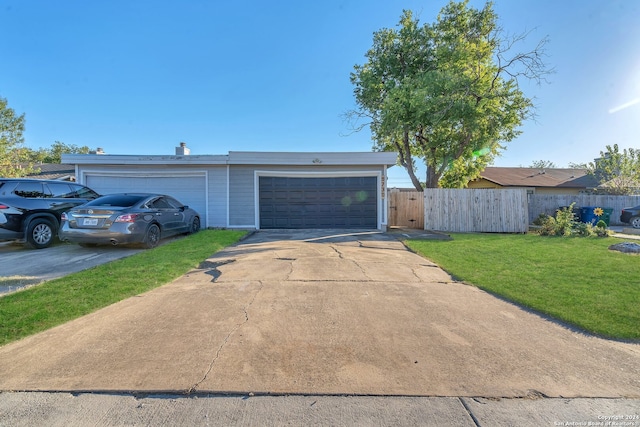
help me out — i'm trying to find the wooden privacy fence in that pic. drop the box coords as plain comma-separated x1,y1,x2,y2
388,190,424,229
388,189,640,231
528,194,640,226
423,188,529,233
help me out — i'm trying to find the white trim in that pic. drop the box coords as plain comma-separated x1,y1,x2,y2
226,164,230,228
229,151,398,166
382,165,388,226
63,151,397,167
63,154,228,165
253,170,383,230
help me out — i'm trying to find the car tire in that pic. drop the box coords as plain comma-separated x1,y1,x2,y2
143,224,161,249
25,218,55,249
631,216,640,229
188,216,200,234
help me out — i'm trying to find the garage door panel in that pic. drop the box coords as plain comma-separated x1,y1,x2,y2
259,176,377,229
86,175,207,226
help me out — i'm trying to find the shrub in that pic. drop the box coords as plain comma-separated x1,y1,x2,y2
537,216,558,236
594,219,612,237
553,204,578,236
573,222,595,237
535,203,612,238
533,213,550,226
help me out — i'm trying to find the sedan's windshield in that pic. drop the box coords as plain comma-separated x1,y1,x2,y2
84,195,146,207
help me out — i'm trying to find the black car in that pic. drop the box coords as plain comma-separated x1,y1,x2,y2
0,178,100,248
59,193,200,248
620,206,640,229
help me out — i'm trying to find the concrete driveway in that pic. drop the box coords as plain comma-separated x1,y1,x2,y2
0,241,143,295
0,229,638,397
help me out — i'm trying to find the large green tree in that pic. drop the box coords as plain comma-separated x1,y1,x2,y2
349,1,549,189
588,144,640,195
0,96,33,177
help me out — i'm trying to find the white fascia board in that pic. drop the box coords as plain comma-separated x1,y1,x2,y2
229,151,398,166
61,154,229,165
62,151,399,167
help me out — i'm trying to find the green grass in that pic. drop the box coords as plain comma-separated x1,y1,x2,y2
0,229,246,346
405,234,640,341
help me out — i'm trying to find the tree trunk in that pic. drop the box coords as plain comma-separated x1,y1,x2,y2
406,164,423,191
425,165,439,188
396,131,423,191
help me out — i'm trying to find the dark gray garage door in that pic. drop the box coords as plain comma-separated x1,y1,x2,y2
259,176,378,229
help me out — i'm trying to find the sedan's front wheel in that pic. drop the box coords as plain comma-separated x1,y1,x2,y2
143,224,161,249
189,216,200,234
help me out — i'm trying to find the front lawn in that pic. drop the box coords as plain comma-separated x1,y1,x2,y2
0,229,247,346
405,234,640,341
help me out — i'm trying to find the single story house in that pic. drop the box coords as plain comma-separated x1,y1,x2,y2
468,167,599,195
62,146,398,231
23,163,77,181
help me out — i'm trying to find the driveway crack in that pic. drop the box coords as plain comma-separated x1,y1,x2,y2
187,281,264,394
329,245,344,258
330,244,372,281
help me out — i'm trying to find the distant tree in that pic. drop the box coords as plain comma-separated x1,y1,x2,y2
568,162,588,169
529,160,556,169
348,1,550,190
0,96,34,177
587,144,640,195
26,141,92,164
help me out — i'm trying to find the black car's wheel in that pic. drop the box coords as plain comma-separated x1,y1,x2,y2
143,224,161,248
189,216,200,234
631,216,640,229
25,218,55,249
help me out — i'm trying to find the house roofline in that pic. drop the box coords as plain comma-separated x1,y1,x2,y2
62,151,399,167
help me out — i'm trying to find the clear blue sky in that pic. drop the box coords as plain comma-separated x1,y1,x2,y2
1,0,638,187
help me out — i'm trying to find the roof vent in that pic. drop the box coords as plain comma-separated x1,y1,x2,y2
176,142,190,156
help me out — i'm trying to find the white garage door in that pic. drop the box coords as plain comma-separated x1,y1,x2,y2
85,174,207,226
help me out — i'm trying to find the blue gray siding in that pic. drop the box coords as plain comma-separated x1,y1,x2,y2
229,165,386,228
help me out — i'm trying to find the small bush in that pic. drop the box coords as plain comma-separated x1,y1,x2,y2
537,204,577,236
555,205,578,235
573,222,595,237
535,203,612,238
533,213,550,226
594,220,612,237
538,216,558,236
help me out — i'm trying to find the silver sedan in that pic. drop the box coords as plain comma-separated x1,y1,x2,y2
59,193,200,248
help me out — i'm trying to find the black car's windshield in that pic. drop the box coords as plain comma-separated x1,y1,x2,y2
84,195,146,208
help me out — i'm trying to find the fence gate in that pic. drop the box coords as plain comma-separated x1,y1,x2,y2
389,190,424,229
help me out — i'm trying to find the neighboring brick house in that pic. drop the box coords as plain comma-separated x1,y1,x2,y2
468,167,599,195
